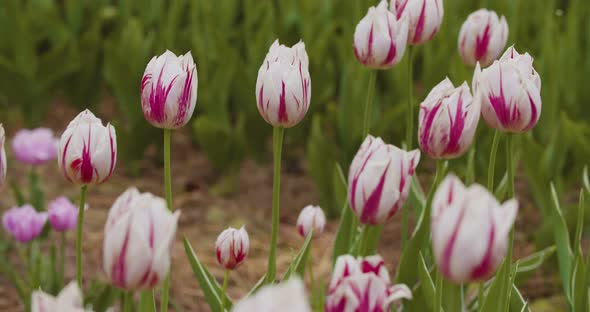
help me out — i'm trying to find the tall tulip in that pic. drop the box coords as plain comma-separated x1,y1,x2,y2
2,204,47,243
458,9,508,67
12,128,59,165
418,78,479,159
232,278,311,312
0,124,5,188
431,174,518,283
32,281,86,312
391,0,444,46
296,205,326,238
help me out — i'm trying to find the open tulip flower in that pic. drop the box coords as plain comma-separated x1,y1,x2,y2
391,0,444,46
431,174,518,283
418,78,479,159
2,204,47,243
232,278,311,312
0,124,5,188
458,9,509,67
296,205,326,238
216,226,250,270
353,0,409,69
348,135,420,225
12,128,59,165
32,282,87,312
473,46,542,133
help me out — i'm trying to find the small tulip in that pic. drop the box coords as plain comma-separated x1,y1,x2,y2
353,0,409,69
418,78,479,159
48,197,78,232
296,205,326,238
431,174,518,283
0,125,6,188
458,9,508,67
391,0,444,46
255,40,311,128
58,110,117,185
12,128,59,165
103,187,180,290
328,255,391,293
473,46,542,133
232,278,311,312
141,50,198,129
216,226,250,270
2,204,47,243
31,281,85,312
348,135,420,225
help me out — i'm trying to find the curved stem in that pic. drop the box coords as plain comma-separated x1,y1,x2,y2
362,71,377,137
266,127,284,283
487,131,502,191
161,128,173,312
76,185,87,287
221,270,230,311
406,46,414,149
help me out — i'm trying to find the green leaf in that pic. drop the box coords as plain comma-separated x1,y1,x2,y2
10,180,26,206
550,183,573,303
514,245,556,284
139,291,156,312
571,253,587,311
417,252,435,311
283,230,313,280
332,163,356,264
28,169,45,211
480,259,510,312
246,274,267,297
509,284,530,312
583,166,590,194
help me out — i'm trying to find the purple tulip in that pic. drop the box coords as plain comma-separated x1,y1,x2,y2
11,128,59,165
48,197,78,232
2,204,48,243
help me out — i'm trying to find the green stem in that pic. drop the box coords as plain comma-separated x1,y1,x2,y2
123,291,133,312
161,128,173,312
477,282,486,309
487,131,502,191
357,225,371,256
266,127,284,284
60,232,66,288
434,270,443,312
406,46,414,149
362,70,377,137
503,134,515,311
76,185,87,288
221,270,230,312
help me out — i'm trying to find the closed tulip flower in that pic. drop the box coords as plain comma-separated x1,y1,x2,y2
353,0,409,69
458,9,508,67
255,40,311,128
296,205,326,238
418,78,479,159
348,135,420,225
0,125,5,188
431,174,518,283
48,197,78,232
233,278,311,312
473,46,542,132
103,187,180,290
58,110,117,185
216,226,250,270
141,50,198,129
32,281,86,312
12,128,59,165
2,204,48,243
391,0,444,46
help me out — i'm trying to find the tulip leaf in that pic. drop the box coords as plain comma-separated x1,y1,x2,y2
571,253,587,311
583,166,590,194
417,252,435,311
139,291,156,312
550,183,573,304
283,230,313,281
514,245,556,283
480,258,510,312
332,163,357,264
509,284,530,312
247,274,267,298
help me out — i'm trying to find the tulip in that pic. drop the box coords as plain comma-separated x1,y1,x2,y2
328,255,391,293
391,0,444,46
418,78,479,159
103,187,180,290
0,125,5,188
431,174,518,283
348,135,420,225
255,40,311,128
2,204,47,243
58,110,117,185
12,128,59,165
353,0,409,69
296,205,326,238
48,197,78,232
232,278,311,312
216,226,250,270
473,46,542,132
141,50,198,129
458,9,509,67
32,281,86,312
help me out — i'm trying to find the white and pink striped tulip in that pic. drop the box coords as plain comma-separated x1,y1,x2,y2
391,0,444,46
103,187,180,290
458,9,508,67
232,278,311,312
348,135,420,225
473,46,542,133
57,110,117,185
418,78,479,159
141,50,198,129
32,281,86,312
255,40,311,128
216,226,250,270
0,125,5,188
296,205,326,238
353,0,409,69
431,174,518,283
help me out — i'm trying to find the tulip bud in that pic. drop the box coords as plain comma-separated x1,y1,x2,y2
473,46,542,133
32,281,85,312
12,128,59,165
328,255,391,293
2,204,47,243
391,0,444,46
458,9,508,67
48,197,78,232
296,205,326,238
431,174,518,283
103,187,180,290
216,226,249,270
353,0,409,69
233,278,311,312
141,50,198,129
418,78,479,159
348,135,420,225
58,110,117,185
255,40,311,128
0,125,6,188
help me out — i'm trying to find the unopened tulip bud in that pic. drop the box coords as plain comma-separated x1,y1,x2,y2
233,278,311,312
391,0,444,46
296,205,326,238
103,187,180,290
141,50,198,129
12,128,59,165
458,9,508,67
216,226,249,270
255,40,311,128
58,110,117,185
31,281,85,312
48,197,78,232
348,135,420,225
0,125,5,188
2,204,47,243
431,174,518,283
353,0,409,69
418,78,479,159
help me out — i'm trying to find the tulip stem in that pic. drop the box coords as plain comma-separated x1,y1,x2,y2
487,131,502,191
406,46,414,149
362,70,377,137
123,291,133,312
357,225,371,256
75,185,87,288
434,269,443,312
221,270,230,311
503,134,516,311
266,126,284,284
60,232,66,288
161,128,173,312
